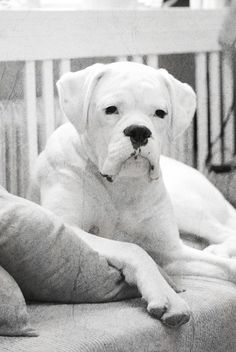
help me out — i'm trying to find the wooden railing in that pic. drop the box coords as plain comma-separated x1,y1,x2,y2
0,8,232,196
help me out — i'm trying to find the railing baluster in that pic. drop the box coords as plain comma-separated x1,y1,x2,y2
59,59,71,76
24,60,38,180
195,52,208,172
209,51,221,164
57,59,71,126
17,106,26,197
116,56,129,62
222,52,234,163
146,55,159,68
132,55,143,63
42,60,55,146
8,103,18,195
0,103,6,188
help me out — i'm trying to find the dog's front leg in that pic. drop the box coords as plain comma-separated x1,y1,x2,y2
39,181,189,327
70,226,190,327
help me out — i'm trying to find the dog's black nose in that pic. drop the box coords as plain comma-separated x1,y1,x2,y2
123,125,151,148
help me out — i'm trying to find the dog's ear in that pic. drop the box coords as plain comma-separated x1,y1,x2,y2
56,63,105,134
158,69,196,141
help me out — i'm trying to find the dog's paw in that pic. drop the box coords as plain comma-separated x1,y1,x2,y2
147,295,190,328
161,310,190,328
147,299,168,319
161,296,190,328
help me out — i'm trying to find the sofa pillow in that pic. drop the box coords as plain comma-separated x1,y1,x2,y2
0,265,37,337
0,186,136,303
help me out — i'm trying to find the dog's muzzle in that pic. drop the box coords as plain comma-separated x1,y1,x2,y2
100,123,160,182
123,125,152,149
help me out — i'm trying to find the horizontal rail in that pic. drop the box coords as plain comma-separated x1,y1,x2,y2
0,9,226,61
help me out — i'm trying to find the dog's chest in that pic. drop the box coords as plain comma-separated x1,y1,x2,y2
88,177,155,240
90,200,146,241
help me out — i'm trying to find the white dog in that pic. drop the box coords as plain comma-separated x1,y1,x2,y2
30,62,236,328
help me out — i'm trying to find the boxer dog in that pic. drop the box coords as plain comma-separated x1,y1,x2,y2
30,62,236,328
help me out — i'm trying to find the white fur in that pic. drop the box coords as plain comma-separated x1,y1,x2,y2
30,62,236,328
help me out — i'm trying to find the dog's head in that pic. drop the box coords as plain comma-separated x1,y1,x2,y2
57,62,196,181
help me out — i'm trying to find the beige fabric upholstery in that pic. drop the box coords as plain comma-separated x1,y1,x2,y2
0,277,235,352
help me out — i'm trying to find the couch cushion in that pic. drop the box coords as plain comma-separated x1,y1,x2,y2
0,277,235,352
0,266,37,337
0,186,136,304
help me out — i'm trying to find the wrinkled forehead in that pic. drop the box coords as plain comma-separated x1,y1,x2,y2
93,66,170,106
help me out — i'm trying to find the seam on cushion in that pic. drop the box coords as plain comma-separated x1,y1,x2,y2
71,265,82,302
189,310,196,352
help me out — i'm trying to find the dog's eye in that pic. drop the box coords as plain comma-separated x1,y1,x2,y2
105,106,119,115
154,109,167,119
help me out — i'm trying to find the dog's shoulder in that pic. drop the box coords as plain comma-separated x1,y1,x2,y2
33,123,89,187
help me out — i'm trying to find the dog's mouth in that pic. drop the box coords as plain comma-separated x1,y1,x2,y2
120,153,151,173
101,149,157,183
99,134,160,182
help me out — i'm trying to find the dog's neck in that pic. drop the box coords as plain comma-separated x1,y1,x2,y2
101,169,164,210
